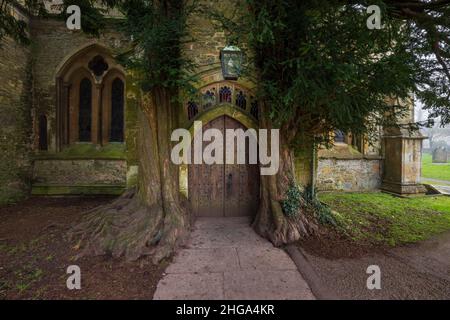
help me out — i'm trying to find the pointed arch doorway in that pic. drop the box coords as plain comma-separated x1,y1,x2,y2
188,115,260,217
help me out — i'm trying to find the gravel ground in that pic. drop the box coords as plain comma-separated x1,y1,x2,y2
301,232,450,299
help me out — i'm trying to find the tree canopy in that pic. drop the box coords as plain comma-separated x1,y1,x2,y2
2,0,450,140
208,1,450,147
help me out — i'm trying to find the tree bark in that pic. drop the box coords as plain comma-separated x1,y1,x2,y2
71,91,318,261
70,86,191,263
252,101,318,245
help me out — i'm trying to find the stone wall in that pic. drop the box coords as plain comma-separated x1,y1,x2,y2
0,35,32,204
30,18,128,152
32,159,126,195
0,3,386,201
184,0,227,73
27,18,138,194
317,158,382,191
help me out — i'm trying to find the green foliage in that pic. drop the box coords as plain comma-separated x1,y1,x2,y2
302,185,336,226
211,0,450,146
282,184,302,217
61,0,109,36
282,183,336,225
61,0,198,93
0,0,47,46
2,0,198,93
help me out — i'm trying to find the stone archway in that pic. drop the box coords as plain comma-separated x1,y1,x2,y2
187,115,260,217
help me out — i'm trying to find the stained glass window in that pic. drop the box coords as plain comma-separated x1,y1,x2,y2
235,91,246,109
78,78,92,142
188,101,198,120
219,86,232,103
110,78,124,142
202,90,216,109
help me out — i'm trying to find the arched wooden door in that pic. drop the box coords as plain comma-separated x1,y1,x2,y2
188,115,260,217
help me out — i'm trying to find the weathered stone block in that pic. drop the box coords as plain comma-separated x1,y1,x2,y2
432,147,448,163
317,158,381,191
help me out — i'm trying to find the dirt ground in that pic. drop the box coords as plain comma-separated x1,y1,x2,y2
0,197,169,300
299,230,450,299
2,196,448,300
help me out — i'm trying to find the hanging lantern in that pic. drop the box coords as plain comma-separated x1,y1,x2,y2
220,45,243,80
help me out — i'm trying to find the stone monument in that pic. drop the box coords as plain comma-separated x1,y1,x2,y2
432,147,448,163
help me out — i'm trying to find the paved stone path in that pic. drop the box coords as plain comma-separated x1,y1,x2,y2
153,217,315,300
421,177,450,195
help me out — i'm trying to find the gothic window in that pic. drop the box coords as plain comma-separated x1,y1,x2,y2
110,78,124,142
202,90,216,109
56,46,127,148
235,91,246,109
187,101,198,120
219,86,232,103
78,78,92,142
38,114,48,151
250,100,258,119
334,130,345,143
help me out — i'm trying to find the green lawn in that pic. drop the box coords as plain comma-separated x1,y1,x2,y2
422,153,450,181
319,192,450,246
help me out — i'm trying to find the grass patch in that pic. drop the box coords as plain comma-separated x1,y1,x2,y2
422,153,450,181
319,192,450,246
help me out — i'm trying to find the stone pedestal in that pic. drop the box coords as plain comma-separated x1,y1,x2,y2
381,128,427,195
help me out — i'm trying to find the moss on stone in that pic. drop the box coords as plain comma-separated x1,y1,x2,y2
33,143,126,160
184,104,258,132
124,73,140,165
318,144,364,159
31,184,125,195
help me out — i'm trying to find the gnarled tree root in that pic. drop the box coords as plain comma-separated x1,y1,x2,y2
68,188,190,264
253,192,319,246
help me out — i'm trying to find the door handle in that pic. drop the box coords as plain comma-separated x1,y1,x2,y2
226,173,232,194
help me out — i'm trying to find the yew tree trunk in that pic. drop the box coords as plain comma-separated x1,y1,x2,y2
70,86,191,263
252,101,318,245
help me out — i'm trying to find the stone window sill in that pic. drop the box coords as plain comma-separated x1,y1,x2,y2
33,143,126,160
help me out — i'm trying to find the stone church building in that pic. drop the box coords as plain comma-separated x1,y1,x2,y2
0,1,426,212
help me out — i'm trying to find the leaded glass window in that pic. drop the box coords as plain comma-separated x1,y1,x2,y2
110,78,124,142
219,86,232,103
188,101,198,120
235,91,246,109
78,78,92,142
202,90,216,109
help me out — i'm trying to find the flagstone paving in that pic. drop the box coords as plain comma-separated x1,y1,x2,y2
153,217,315,300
